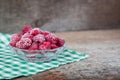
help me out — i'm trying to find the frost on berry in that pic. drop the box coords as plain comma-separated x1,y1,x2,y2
10,33,21,47
21,32,33,39
11,33,21,41
45,33,58,44
10,40,17,47
28,42,39,50
51,37,59,44
41,31,50,36
30,28,42,35
22,25,32,34
33,34,45,43
39,45,47,50
16,38,32,49
39,42,51,50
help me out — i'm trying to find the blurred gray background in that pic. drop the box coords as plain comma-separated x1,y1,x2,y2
0,0,120,33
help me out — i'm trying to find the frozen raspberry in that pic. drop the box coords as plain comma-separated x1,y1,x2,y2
45,33,55,41
33,34,45,43
45,33,58,44
10,33,21,47
41,31,50,36
39,42,51,50
51,37,59,44
28,42,39,50
51,44,59,49
10,40,17,47
43,41,50,44
39,45,47,50
30,28,41,35
16,38,32,49
57,38,65,47
11,33,21,41
22,25,32,34
21,32,33,39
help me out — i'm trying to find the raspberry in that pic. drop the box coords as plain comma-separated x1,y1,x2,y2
41,31,50,36
22,25,32,34
45,33,55,41
39,42,51,50
10,33,21,47
51,37,59,44
11,33,21,41
10,40,17,47
42,41,51,47
16,38,32,49
30,28,41,35
33,34,45,43
45,33,58,44
28,42,39,50
51,44,59,49
21,32,33,39
39,45,47,50
57,38,65,47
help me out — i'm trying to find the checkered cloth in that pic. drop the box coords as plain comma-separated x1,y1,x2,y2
0,33,88,79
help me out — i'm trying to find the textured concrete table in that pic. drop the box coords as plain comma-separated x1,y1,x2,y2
15,29,120,80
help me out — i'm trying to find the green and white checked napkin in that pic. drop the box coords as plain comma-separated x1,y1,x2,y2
0,33,88,79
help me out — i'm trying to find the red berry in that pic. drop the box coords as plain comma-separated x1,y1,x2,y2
39,42,51,50
39,45,47,50
45,33,58,44
11,33,21,41
42,41,51,46
51,37,59,44
57,38,65,47
45,33,55,40
41,31,50,36
51,44,59,49
16,38,32,49
30,28,41,35
33,34,45,43
28,42,39,50
10,40,17,47
22,25,32,34
10,33,21,47
21,32,33,40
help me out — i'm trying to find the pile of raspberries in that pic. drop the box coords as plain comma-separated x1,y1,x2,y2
10,25,65,50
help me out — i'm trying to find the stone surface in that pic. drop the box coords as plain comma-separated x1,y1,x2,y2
15,29,120,80
51,42,120,80
0,0,120,33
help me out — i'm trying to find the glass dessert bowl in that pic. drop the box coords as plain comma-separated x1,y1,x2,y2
9,25,65,62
